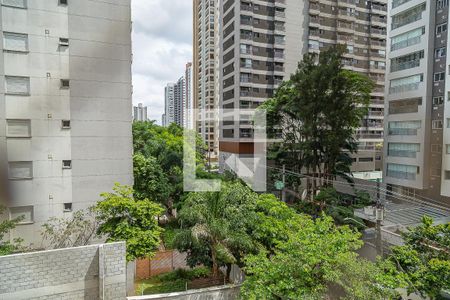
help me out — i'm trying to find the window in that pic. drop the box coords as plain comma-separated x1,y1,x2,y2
391,3,426,30
447,118,450,128
59,0,68,4
388,120,421,135
446,145,450,154
9,206,33,224
432,120,443,129
60,79,70,88
3,32,28,52
445,171,450,180
63,203,72,212
391,27,425,51
436,23,447,35
62,160,72,169
5,76,30,95
7,119,31,137
437,0,449,8
61,120,71,129
389,97,421,114
389,74,423,94
59,38,69,47
433,96,444,105
1,0,27,8
435,47,446,58
387,163,419,180
431,144,442,153
388,143,420,158
8,161,33,180
434,72,445,82
359,157,374,162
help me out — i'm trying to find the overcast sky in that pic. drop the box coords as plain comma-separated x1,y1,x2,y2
132,0,193,123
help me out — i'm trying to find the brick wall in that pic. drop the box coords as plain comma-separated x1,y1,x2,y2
0,242,126,300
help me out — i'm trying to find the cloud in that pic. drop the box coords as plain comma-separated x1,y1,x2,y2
132,0,193,123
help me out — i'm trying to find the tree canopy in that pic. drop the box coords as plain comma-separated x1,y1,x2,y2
95,183,164,261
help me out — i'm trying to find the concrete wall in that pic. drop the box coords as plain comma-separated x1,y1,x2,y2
128,285,241,300
0,242,126,300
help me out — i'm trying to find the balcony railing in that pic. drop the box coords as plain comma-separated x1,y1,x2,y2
392,12,423,30
387,170,416,180
389,82,420,94
388,150,417,158
371,4,387,11
390,59,420,72
392,0,412,9
388,128,418,135
391,36,421,51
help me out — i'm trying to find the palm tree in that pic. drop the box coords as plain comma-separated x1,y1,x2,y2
174,182,256,277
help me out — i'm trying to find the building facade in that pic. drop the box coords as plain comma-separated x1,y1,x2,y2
194,0,220,160
133,103,148,122
217,0,387,173
164,83,175,126
0,0,134,244
185,62,194,129
174,76,186,127
384,0,450,206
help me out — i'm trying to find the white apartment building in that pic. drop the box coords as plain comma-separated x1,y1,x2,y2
164,83,175,126
384,0,450,206
133,103,148,122
0,0,134,245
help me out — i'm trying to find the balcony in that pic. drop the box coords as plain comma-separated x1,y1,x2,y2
392,0,413,9
390,60,420,72
371,4,387,12
391,36,421,51
388,150,417,158
389,82,420,94
388,128,418,135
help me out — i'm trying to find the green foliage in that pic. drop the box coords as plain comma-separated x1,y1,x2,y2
241,215,403,300
158,267,211,282
263,46,373,194
0,205,24,256
390,216,450,299
95,183,164,261
173,181,258,275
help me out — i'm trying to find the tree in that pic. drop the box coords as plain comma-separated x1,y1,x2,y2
132,121,209,215
95,183,164,262
390,216,450,299
263,46,373,196
0,205,24,256
173,181,258,277
41,208,99,249
241,215,403,300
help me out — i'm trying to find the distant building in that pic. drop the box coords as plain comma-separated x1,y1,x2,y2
174,76,186,127
162,114,166,127
164,83,175,126
184,63,194,129
133,103,148,122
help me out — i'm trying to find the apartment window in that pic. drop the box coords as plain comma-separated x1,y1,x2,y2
63,203,72,212
8,161,33,180
389,97,421,114
433,96,444,105
59,0,68,4
359,157,374,162
3,32,28,52
447,118,450,128
59,38,69,47
388,143,420,158
434,72,445,82
446,144,450,154
387,163,419,180
432,120,443,129
436,23,447,35
391,3,426,30
445,171,450,180
388,120,421,135
7,119,31,137
61,120,71,129
437,0,449,8
435,47,446,58
5,76,30,95
431,144,442,153
391,27,425,51
62,160,72,169
60,79,70,88
389,74,423,94
1,0,27,8
9,206,33,224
